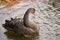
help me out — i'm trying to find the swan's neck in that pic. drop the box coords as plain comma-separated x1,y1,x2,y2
23,10,39,32
23,11,30,26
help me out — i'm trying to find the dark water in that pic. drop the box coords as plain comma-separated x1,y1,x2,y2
0,14,40,40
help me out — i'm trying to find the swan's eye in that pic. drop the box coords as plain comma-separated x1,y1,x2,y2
31,10,35,14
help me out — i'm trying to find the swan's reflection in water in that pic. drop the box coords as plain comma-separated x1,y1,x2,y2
4,31,39,40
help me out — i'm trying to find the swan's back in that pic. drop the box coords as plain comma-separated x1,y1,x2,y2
2,18,36,35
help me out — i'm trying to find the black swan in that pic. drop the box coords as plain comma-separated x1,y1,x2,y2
2,8,40,35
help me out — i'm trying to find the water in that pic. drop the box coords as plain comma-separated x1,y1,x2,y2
0,1,60,40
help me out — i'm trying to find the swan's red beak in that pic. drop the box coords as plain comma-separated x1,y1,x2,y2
34,12,37,16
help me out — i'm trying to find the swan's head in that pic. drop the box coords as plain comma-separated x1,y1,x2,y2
26,8,37,16
28,8,35,13
27,8,35,14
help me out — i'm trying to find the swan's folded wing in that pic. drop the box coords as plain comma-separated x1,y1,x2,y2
2,18,23,31
11,18,24,25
